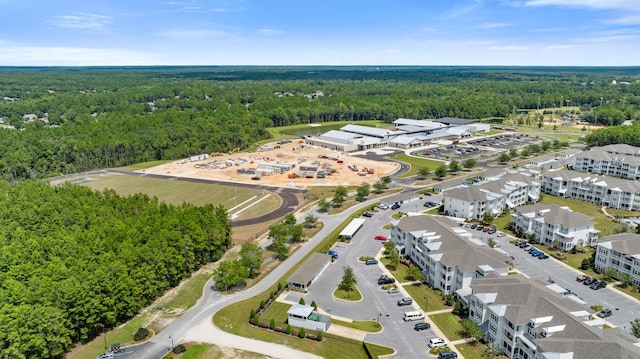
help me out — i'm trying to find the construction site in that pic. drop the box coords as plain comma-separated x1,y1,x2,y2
141,140,400,188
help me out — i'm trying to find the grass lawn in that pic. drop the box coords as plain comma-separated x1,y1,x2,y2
391,153,445,178
334,286,363,301
331,319,382,333
403,283,446,312
380,257,412,282
168,343,273,359
456,343,508,359
78,174,280,220
67,316,146,359
612,284,640,301
429,313,464,341
117,159,176,171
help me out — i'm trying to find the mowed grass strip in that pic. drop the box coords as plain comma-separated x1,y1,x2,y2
391,153,445,178
429,313,464,341
81,174,280,216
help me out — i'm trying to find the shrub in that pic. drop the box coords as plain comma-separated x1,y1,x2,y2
277,282,283,291
270,291,275,300
286,325,292,335
260,299,265,309
250,309,256,319
269,319,276,330
445,294,454,306
133,328,149,341
299,298,306,305
316,331,323,341
172,344,186,354
311,300,318,311
299,327,306,338
252,315,260,326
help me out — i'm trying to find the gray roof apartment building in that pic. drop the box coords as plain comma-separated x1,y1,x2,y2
511,204,599,250
572,149,640,180
390,215,509,297
469,274,640,359
541,169,640,210
595,233,640,287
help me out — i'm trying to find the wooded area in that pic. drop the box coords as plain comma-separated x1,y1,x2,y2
1,66,639,181
0,180,231,358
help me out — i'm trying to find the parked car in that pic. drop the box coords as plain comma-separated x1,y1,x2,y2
576,275,590,282
424,192,432,196
397,297,413,306
327,250,338,259
522,245,532,251
538,254,549,260
515,240,525,246
497,232,506,237
482,227,491,232
428,338,447,348
414,322,431,331
378,275,396,285
476,226,485,231
438,351,458,359
391,203,401,210
387,287,399,294
251,176,260,180
590,281,606,290
365,258,378,265
375,235,388,241
470,224,478,229
583,278,597,286
488,229,496,234
597,308,613,318
362,211,373,217
377,203,389,210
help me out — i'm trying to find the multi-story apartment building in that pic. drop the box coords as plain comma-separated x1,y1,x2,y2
541,169,640,210
510,204,599,250
468,275,640,359
591,143,640,157
390,215,509,296
443,172,540,220
572,149,640,180
595,233,640,287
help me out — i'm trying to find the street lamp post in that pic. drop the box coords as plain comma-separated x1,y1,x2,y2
169,335,174,351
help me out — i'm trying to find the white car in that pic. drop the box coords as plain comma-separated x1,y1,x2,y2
428,337,447,348
387,287,399,294
497,232,506,237
377,203,389,210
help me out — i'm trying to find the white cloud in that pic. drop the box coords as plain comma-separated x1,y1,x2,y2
542,44,579,50
52,14,111,30
257,28,283,36
441,0,483,19
158,29,235,39
489,45,530,50
477,22,510,29
606,14,640,25
518,0,640,11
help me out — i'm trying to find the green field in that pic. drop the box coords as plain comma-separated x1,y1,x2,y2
429,313,464,341
72,173,281,220
391,153,445,178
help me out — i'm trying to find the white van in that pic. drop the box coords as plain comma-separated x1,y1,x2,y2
403,311,424,321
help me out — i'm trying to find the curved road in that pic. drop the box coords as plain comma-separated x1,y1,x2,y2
133,195,390,359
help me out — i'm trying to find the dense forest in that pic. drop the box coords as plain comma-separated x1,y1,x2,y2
1,66,639,181
0,181,231,358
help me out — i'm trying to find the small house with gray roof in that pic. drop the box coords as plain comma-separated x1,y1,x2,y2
390,215,509,297
287,304,331,332
511,204,599,250
287,253,332,291
595,233,640,287
469,274,640,359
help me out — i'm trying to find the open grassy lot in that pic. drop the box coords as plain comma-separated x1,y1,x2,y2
78,173,280,220
68,316,146,359
403,283,446,312
456,343,508,359
391,153,445,178
428,313,464,341
168,343,274,359
117,160,176,171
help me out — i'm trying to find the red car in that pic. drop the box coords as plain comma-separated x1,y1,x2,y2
482,227,490,232
375,235,388,241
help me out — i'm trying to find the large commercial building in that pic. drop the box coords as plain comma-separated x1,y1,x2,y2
468,275,640,359
443,172,541,220
390,215,509,297
510,204,599,250
541,169,640,210
595,233,640,287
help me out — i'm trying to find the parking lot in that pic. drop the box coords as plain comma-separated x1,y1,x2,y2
302,196,446,359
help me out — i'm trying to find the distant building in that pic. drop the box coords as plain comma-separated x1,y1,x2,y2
572,149,640,180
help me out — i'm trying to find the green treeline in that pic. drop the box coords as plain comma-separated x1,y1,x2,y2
585,121,640,147
0,180,232,358
1,67,639,181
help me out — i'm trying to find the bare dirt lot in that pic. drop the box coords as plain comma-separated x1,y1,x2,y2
142,141,400,188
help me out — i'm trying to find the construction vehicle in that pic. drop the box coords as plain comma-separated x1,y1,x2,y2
229,147,240,155
348,164,358,172
288,173,299,179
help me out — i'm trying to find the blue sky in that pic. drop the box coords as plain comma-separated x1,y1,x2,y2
1,0,639,66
